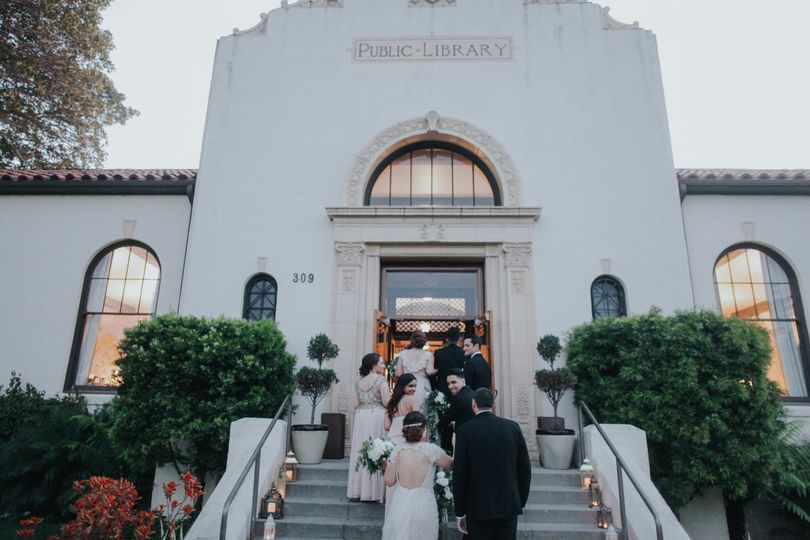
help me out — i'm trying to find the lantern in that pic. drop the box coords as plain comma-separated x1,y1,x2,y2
605,524,619,540
588,477,602,508
579,458,594,489
263,516,276,539
262,487,284,520
285,451,298,483
597,505,613,529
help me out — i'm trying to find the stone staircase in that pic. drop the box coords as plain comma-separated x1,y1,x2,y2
267,458,606,540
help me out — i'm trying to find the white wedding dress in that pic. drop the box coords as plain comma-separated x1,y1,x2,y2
381,442,444,540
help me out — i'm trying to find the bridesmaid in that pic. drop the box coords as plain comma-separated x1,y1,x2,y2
394,330,436,409
384,373,421,445
347,353,390,502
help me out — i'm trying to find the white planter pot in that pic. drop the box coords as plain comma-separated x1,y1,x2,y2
537,432,576,469
291,425,329,464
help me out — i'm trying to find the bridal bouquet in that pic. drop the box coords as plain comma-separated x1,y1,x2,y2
356,435,395,474
425,390,449,443
434,470,454,513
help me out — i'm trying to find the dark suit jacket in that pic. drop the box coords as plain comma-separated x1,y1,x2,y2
433,343,466,396
463,353,492,390
453,412,531,520
437,386,475,434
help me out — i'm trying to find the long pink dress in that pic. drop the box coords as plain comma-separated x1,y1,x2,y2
398,348,433,409
347,376,387,501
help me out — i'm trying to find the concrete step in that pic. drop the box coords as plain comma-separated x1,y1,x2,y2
526,485,589,505
285,479,348,499
521,503,599,525
296,459,352,482
532,466,584,488
284,496,385,520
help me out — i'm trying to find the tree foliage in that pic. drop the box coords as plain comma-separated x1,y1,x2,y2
296,333,339,424
0,371,46,442
111,315,296,480
0,0,137,167
534,335,576,422
566,309,790,509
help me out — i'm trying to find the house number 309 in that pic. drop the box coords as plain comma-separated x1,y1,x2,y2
293,273,314,283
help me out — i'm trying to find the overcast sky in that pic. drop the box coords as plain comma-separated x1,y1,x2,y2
100,0,810,170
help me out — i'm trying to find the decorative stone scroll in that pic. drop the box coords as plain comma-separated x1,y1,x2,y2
282,0,343,8
502,243,532,267
335,242,365,266
347,112,523,207
419,223,445,242
601,6,639,29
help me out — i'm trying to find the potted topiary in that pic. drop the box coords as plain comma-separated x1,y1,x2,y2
534,334,577,469
291,334,340,464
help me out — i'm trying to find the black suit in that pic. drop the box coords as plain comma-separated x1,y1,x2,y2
463,352,492,391
437,386,475,451
434,343,466,397
453,412,531,540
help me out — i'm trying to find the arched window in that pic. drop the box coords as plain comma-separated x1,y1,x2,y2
591,276,627,319
67,242,160,390
714,245,809,398
243,274,278,321
365,141,500,206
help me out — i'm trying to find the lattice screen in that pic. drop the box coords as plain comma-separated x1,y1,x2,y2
394,297,466,317
394,320,466,334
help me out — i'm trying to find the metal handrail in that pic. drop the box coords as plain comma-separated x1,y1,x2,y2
577,401,664,540
219,394,293,540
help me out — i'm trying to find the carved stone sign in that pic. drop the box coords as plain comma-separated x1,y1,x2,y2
353,37,513,63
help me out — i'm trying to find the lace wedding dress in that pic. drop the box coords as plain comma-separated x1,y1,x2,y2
398,348,433,408
381,442,444,540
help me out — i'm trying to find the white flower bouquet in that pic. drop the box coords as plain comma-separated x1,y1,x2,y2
433,469,454,512
425,390,449,443
356,435,395,474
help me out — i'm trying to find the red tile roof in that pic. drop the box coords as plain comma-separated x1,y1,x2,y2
0,168,196,182
0,169,196,196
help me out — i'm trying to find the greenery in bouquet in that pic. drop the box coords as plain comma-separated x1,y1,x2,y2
356,436,394,474
434,469,454,513
424,390,449,443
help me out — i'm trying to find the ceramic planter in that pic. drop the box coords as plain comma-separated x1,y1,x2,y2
536,431,576,469
291,424,329,464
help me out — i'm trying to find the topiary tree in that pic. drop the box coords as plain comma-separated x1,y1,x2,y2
296,334,339,425
534,334,577,431
566,309,790,510
111,315,296,481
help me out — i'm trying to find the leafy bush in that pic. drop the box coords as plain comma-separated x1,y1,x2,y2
111,315,296,480
566,309,789,509
296,334,339,424
0,372,47,442
534,334,577,425
0,394,123,518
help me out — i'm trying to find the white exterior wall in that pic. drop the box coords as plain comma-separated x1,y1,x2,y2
181,0,693,425
682,194,810,437
0,195,191,398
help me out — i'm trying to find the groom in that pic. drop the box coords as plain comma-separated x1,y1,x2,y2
453,388,531,540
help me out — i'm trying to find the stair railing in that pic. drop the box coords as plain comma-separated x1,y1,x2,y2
219,394,293,540
577,401,663,540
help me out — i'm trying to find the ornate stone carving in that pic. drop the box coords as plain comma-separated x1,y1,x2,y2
511,270,527,295
335,242,365,266
515,385,531,417
282,0,343,8
524,0,588,4
419,223,445,242
340,269,357,293
346,112,523,206
409,0,456,6
335,382,350,415
502,243,532,267
601,6,639,30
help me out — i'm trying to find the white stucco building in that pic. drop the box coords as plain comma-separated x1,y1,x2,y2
1,1,808,536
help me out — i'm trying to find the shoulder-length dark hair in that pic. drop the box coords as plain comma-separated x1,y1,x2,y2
359,353,380,377
386,373,416,419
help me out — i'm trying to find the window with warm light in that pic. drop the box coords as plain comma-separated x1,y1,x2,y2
244,274,278,321
68,242,160,390
591,276,626,319
365,142,500,206
714,246,809,398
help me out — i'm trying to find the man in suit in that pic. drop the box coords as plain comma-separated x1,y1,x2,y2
462,335,492,391
453,388,531,540
433,327,467,398
437,368,475,452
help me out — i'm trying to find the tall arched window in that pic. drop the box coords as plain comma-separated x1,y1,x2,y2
67,242,160,390
714,245,809,398
365,141,500,206
591,276,627,319
243,274,278,321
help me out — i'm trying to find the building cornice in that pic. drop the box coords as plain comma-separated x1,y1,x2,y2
0,169,196,198
677,169,810,198
326,206,541,221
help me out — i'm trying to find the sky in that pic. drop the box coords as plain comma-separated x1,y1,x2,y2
100,0,810,170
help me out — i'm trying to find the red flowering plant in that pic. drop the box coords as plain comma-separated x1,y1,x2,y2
51,476,154,540
16,516,42,537
153,472,204,540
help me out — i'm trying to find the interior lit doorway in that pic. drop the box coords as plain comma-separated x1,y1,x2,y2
375,264,492,388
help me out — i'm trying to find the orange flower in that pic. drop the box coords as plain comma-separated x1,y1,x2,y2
182,504,194,516
19,517,42,527
163,481,178,499
15,529,35,537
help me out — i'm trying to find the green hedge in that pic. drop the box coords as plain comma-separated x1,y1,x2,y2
566,309,789,509
112,315,296,479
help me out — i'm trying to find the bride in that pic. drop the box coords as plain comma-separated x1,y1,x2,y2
381,411,453,540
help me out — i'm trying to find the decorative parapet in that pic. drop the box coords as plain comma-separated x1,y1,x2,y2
282,0,343,7
232,13,269,36
346,111,523,207
524,0,589,4
601,6,639,30
409,0,456,6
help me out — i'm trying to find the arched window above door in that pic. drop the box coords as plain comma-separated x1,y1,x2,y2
714,245,809,398
365,141,500,206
